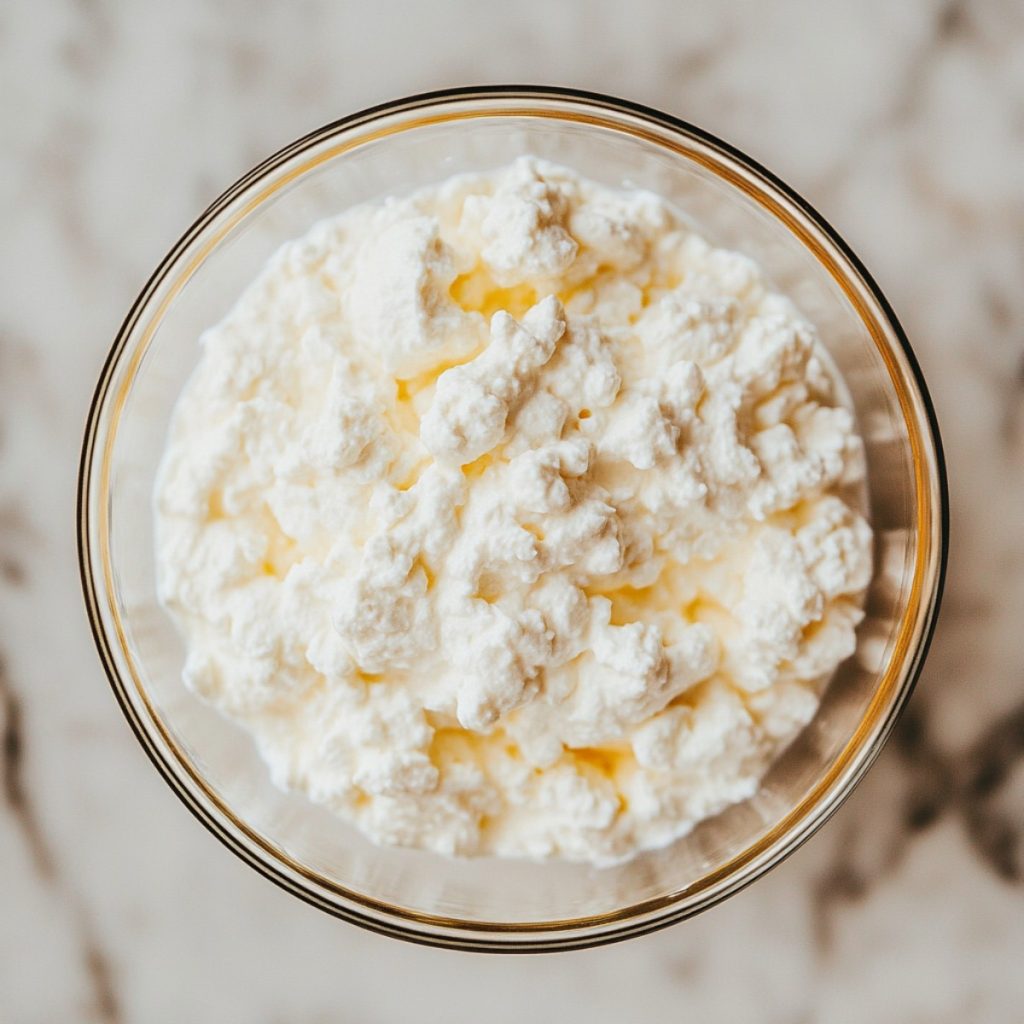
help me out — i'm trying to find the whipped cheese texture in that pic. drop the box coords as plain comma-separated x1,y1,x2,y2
155,158,872,865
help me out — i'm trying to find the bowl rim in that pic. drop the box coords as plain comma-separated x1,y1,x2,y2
77,84,949,952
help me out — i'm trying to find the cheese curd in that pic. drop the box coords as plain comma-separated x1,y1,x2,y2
155,158,872,865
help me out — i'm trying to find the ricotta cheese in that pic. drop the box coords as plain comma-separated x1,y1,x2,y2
155,157,872,865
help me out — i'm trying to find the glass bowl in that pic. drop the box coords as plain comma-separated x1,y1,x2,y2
78,86,947,951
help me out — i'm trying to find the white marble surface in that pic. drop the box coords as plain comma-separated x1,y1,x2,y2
2,0,1023,1020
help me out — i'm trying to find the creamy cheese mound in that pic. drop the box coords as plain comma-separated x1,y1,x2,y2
155,158,872,865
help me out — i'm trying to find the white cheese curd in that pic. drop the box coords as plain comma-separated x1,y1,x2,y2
155,158,872,866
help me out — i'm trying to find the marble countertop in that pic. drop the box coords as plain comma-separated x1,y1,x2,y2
2,0,1022,1020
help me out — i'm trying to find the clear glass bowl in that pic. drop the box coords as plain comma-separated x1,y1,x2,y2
78,87,947,951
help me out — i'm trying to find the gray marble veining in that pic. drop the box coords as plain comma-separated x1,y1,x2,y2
2,0,1022,1020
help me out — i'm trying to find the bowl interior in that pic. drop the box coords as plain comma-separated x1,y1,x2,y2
90,101,932,931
